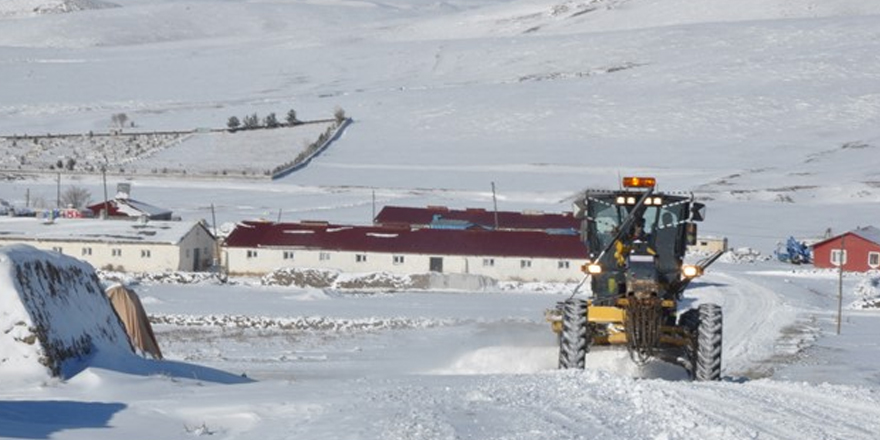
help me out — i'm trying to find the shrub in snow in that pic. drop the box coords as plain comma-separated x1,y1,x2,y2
335,271,414,290
262,267,340,288
850,275,880,309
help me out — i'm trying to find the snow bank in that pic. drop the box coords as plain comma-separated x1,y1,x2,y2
0,244,132,380
851,274,880,309
262,267,497,291
718,247,766,264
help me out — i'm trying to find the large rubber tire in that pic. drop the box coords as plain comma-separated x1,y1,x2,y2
558,298,590,369
681,304,723,381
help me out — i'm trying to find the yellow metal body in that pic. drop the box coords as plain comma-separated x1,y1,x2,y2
547,298,689,347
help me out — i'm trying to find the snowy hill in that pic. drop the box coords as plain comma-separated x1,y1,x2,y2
2,1,880,438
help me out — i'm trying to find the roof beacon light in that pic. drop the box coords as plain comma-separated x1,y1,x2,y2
623,177,656,188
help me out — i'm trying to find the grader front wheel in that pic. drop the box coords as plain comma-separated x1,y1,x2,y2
558,298,590,369
681,303,723,381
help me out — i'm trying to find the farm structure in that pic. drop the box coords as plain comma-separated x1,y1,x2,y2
86,197,173,220
0,217,216,272
223,220,588,282
811,226,880,272
373,205,579,232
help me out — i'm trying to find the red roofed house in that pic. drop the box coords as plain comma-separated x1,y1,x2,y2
224,220,588,282
374,205,579,232
812,226,880,272
86,184,174,220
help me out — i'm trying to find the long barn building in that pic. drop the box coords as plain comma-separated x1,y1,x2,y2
224,220,589,282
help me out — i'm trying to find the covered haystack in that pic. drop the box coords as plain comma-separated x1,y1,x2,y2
105,283,163,359
0,244,133,379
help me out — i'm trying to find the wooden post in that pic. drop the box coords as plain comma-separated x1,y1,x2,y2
491,182,499,230
836,234,846,335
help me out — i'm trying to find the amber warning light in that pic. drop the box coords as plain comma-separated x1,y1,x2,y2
622,176,656,188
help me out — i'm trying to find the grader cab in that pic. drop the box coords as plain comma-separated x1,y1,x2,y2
547,177,724,380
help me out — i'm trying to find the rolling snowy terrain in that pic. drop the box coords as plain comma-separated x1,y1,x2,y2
1,0,880,439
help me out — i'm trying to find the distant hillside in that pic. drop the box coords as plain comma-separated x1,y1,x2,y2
0,0,117,18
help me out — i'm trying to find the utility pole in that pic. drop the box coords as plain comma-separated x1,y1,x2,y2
491,182,499,230
372,189,376,224
836,234,846,335
55,172,61,209
102,165,109,219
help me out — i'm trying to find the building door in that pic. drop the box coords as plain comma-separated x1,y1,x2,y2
429,257,443,273
193,248,200,271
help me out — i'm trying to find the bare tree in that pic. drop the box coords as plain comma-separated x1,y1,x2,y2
286,109,298,125
60,186,92,209
264,112,280,128
243,113,260,129
333,106,346,124
111,113,129,129
227,116,241,131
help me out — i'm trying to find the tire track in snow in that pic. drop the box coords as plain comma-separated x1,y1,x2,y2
692,271,798,378
642,379,880,439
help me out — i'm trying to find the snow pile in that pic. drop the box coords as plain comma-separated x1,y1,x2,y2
151,313,462,332
0,244,132,379
262,267,497,291
850,274,880,309
99,269,225,286
718,247,765,264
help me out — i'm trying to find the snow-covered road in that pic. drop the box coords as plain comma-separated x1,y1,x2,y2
72,263,871,440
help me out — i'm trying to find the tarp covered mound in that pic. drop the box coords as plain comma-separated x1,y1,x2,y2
0,244,133,379
106,283,163,359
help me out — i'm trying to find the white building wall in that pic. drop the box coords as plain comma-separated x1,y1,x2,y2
690,236,728,254
225,247,585,282
176,224,216,271
0,238,179,272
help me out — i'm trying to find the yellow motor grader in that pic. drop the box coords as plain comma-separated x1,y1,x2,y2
547,177,724,380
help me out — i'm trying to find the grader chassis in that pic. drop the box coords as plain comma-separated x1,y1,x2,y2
548,177,724,380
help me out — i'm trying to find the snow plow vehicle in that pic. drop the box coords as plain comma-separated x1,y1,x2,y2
547,177,725,380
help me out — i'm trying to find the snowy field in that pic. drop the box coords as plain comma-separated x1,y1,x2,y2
2,0,880,439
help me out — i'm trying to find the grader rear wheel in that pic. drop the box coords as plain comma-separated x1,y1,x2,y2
558,298,590,369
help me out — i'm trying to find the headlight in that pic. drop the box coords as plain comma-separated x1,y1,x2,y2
682,265,701,278
582,262,603,275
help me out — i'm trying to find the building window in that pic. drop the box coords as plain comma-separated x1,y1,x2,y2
52,247,63,254
319,252,331,261
81,247,92,256
247,250,258,259
482,258,495,267
520,260,532,269
831,249,847,266
141,249,151,258
283,251,295,260
558,261,570,269
356,254,367,263
111,248,122,257
869,252,880,269
393,255,404,265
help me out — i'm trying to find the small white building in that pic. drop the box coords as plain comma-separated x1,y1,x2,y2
223,220,588,283
690,236,728,254
0,217,216,272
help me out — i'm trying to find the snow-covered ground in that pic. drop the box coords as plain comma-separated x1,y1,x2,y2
2,0,880,438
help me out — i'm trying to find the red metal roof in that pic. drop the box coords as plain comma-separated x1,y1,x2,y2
811,226,880,248
225,221,588,259
374,206,579,231
86,198,172,219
